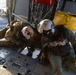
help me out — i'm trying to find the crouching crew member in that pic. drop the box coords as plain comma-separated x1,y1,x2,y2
0,20,42,53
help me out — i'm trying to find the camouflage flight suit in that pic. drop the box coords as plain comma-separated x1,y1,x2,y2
40,25,76,75
0,20,42,53
0,20,31,50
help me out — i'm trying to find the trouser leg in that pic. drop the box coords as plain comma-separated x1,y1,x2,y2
0,38,26,52
0,38,19,49
64,59,76,73
63,46,76,73
0,28,7,39
48,53,65,75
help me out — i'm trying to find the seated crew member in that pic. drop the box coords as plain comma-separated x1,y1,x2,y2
37,19,76,75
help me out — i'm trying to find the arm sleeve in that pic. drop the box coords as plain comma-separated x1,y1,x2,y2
73,44,76,54
67,29,76,53
41,36,49,53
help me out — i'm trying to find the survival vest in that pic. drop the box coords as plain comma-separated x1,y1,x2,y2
42,25,68,47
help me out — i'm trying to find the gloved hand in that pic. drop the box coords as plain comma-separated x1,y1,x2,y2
40,52,46,61
38,52,49,66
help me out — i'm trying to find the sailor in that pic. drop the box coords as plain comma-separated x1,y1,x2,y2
21,24,42,56
0,20,33,50
37,19,76,75
0,20,42,53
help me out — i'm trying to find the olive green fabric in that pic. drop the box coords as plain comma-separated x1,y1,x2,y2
0,20,30,50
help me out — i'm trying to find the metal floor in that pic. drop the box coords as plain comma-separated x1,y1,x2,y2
0,47,75,75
